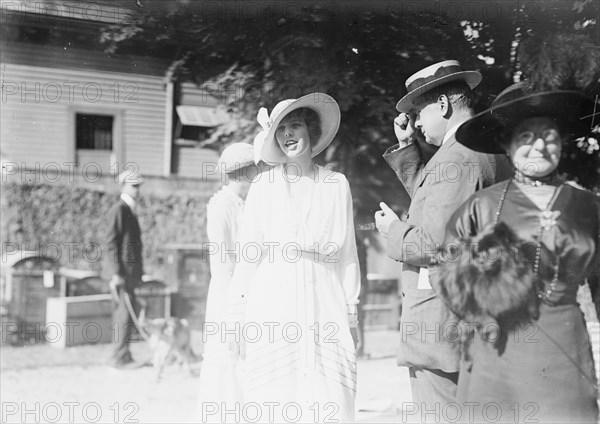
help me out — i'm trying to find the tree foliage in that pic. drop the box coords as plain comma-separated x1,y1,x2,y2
101,0,600,206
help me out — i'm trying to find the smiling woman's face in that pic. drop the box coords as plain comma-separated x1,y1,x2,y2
275,115,311,160
508,117,563,178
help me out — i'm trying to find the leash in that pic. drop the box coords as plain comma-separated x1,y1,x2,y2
121,290,150,341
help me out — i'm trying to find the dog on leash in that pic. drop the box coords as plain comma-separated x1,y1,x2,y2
138,301,201,381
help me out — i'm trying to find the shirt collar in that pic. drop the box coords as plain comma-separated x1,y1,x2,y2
442,123,462,145
120,193,136,211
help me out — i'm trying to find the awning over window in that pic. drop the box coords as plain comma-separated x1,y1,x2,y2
176,83,227,128
176,105,228,127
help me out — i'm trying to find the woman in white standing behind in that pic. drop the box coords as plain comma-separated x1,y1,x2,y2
227,93,361,423
197,143,255,422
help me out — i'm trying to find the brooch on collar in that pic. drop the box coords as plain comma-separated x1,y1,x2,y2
540,210,561,230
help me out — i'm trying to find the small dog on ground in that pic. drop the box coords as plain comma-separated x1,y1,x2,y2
138,301,201,381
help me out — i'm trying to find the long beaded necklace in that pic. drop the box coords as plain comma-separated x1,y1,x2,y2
494,179,562,305
494,179,598,390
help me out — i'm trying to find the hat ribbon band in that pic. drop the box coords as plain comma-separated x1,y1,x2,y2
257,107,271,130
406,64,462,93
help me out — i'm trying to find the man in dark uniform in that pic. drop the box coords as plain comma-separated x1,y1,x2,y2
104,171,144,368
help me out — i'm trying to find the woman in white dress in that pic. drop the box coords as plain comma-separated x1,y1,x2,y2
227,93,361,423
197,143,255,423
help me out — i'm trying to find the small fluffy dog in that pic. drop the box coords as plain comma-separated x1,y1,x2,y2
438,222,540,359
138,303,200,381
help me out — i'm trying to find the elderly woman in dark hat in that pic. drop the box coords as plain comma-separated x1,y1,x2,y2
438,85,599,423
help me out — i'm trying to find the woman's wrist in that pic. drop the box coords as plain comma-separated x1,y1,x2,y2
348,314,359,328
347,303,359,328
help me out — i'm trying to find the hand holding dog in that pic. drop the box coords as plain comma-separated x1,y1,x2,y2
109,275,125,303
110,274,125,289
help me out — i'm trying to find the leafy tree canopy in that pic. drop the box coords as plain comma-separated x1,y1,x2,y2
101,0,599,208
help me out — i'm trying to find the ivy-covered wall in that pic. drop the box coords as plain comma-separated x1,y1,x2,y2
1,180,219,278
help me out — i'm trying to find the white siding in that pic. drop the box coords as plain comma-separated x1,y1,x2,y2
1,62,168,176
7,1,135,24
2,42,169,76
173,146,220,180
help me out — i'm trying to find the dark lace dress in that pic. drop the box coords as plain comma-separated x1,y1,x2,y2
445,182,599,423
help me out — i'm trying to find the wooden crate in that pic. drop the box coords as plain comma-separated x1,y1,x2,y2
163,245,210,328
45,294,114,348
135,280,171,319
2,253,61,328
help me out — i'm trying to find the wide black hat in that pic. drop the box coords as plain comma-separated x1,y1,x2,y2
456,84,598,154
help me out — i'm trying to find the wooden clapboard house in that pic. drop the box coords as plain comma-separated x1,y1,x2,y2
1,0,224,180
0,0,225,331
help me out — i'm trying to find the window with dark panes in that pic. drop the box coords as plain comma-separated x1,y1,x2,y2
76,114,113,150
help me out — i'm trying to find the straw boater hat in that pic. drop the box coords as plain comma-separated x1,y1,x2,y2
396,60,482,113
117,170,144,186
455,84,598,154
253,93,341,164
218,142,254,173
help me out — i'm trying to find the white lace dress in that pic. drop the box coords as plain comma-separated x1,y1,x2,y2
227,165,361,423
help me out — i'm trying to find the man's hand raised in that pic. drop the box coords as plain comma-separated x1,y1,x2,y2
393,112,417,148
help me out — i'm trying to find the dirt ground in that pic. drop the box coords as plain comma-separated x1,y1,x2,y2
1,330,412,423
2,324,599,424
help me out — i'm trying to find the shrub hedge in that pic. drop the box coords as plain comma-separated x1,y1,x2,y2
1,182,216,277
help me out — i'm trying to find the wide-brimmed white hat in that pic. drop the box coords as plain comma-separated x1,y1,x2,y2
253,93,341,164
396,60,482,113
218,142,254,173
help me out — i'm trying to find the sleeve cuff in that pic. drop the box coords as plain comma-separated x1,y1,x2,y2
387,219,410,261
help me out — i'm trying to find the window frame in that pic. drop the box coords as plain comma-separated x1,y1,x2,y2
68,106,124,170
75,113,114,151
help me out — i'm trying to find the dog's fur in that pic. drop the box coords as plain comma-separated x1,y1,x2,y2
438,222,540,360
138,303,200,381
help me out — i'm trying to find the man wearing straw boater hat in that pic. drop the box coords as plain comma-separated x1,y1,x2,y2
374,60,511,410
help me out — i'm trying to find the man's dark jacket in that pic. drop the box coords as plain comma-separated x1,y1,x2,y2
103,199,143,287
